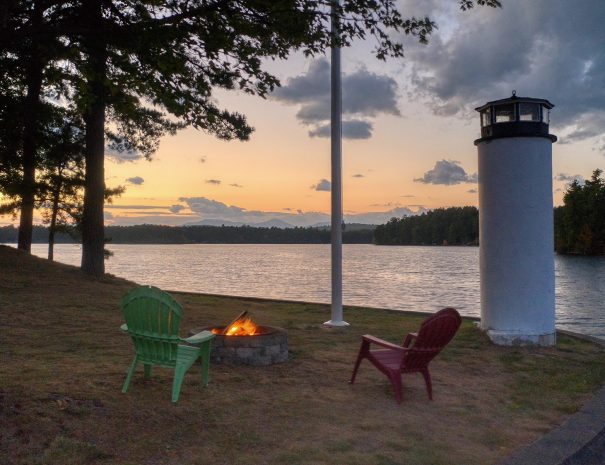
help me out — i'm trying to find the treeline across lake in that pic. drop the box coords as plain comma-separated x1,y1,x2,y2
374,207,479,246
0,224,374,245
375,170,605,255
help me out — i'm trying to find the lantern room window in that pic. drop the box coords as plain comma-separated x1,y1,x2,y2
541,107,550,123
519,103,541,121
481,109,491,127
494,104,515,123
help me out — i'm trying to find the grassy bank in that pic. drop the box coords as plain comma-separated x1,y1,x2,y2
2,245,605,465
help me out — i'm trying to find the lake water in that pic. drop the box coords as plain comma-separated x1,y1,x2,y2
27,243,605,339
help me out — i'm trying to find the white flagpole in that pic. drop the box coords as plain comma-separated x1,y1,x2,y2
324,0,349,327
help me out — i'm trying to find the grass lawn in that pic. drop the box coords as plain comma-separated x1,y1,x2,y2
2,244,605,465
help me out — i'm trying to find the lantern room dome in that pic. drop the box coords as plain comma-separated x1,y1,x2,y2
474,92,557,145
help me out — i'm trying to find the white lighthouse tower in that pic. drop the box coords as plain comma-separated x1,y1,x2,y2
475,92,557,346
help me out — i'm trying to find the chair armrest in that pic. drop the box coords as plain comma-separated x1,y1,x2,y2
403,332,417,348
120,323,128,332
362,334,407,352
182,330,214,345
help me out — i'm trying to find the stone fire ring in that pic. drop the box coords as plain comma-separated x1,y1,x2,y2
190,325,288,366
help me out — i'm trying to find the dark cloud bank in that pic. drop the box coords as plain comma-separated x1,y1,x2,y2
273,59,400,139
405,0,605,151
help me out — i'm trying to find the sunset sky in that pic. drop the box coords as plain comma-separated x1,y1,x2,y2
5,0,604,227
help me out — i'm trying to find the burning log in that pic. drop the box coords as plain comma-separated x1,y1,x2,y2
220,310,248,335
218,310,259,336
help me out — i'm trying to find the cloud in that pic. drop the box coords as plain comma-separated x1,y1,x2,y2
125,176,144,185
404,0,605,146
120,210,172,215
346,207,428,224
206,179,221,185
555,173,585,184
105,204,162,210
370,202,401,207
414,160,477,185
106,214,198,226
104,196,430,227
273,58,399,139
169,205,185,214
352,174,364,178
400,195,415,198
179,197,246,216
105,146,141,163
230,183,243,188
312,179,331,191
308,120,373,139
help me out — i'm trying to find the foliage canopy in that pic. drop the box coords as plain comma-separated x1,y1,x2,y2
0,0,501,275
374,206,479,246
554,169,605,255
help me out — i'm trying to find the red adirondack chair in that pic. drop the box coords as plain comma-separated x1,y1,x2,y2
350,308,461,403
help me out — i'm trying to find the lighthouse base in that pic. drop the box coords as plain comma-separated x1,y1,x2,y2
485,329,556,347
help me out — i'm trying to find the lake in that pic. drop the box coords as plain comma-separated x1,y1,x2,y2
27,243,605,339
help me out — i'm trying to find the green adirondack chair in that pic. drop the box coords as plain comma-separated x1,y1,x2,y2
120,286,214,403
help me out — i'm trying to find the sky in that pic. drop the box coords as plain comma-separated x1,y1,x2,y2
6,0,605,227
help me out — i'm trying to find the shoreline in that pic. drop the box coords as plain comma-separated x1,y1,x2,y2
163,289,605,342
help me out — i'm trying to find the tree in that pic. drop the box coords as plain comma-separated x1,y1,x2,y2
72,0,500,276
0,102,125,259
374,207,479,246
0,0,178,263
0,92,24,218
555,169,605,255
2,0,500,276
0,0,70,252
36,111,125,260
36,112,86,260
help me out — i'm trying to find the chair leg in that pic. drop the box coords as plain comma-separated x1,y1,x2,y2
421,369,433,400
350,339,369,384
144,364,151,379
172,364,187,403
388,372,403,404
200,343,211,388
172,345,201,403
122,355,139,393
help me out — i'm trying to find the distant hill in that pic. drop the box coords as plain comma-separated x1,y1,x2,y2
186,218,295,228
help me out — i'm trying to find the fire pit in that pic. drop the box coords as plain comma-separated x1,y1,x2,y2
191,311,288,366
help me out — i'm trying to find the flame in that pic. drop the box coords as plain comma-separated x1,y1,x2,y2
214,314,259,336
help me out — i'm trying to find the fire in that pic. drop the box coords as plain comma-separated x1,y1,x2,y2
213,311,259,336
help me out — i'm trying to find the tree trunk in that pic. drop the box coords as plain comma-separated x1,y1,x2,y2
48,175,62,261
17,1,44,252
81,0,106,276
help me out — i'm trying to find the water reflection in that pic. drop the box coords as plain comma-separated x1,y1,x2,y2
555,254,605,338
28,244,605,339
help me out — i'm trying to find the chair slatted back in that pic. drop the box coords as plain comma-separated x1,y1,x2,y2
401,308,461,371
122,286,182,366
